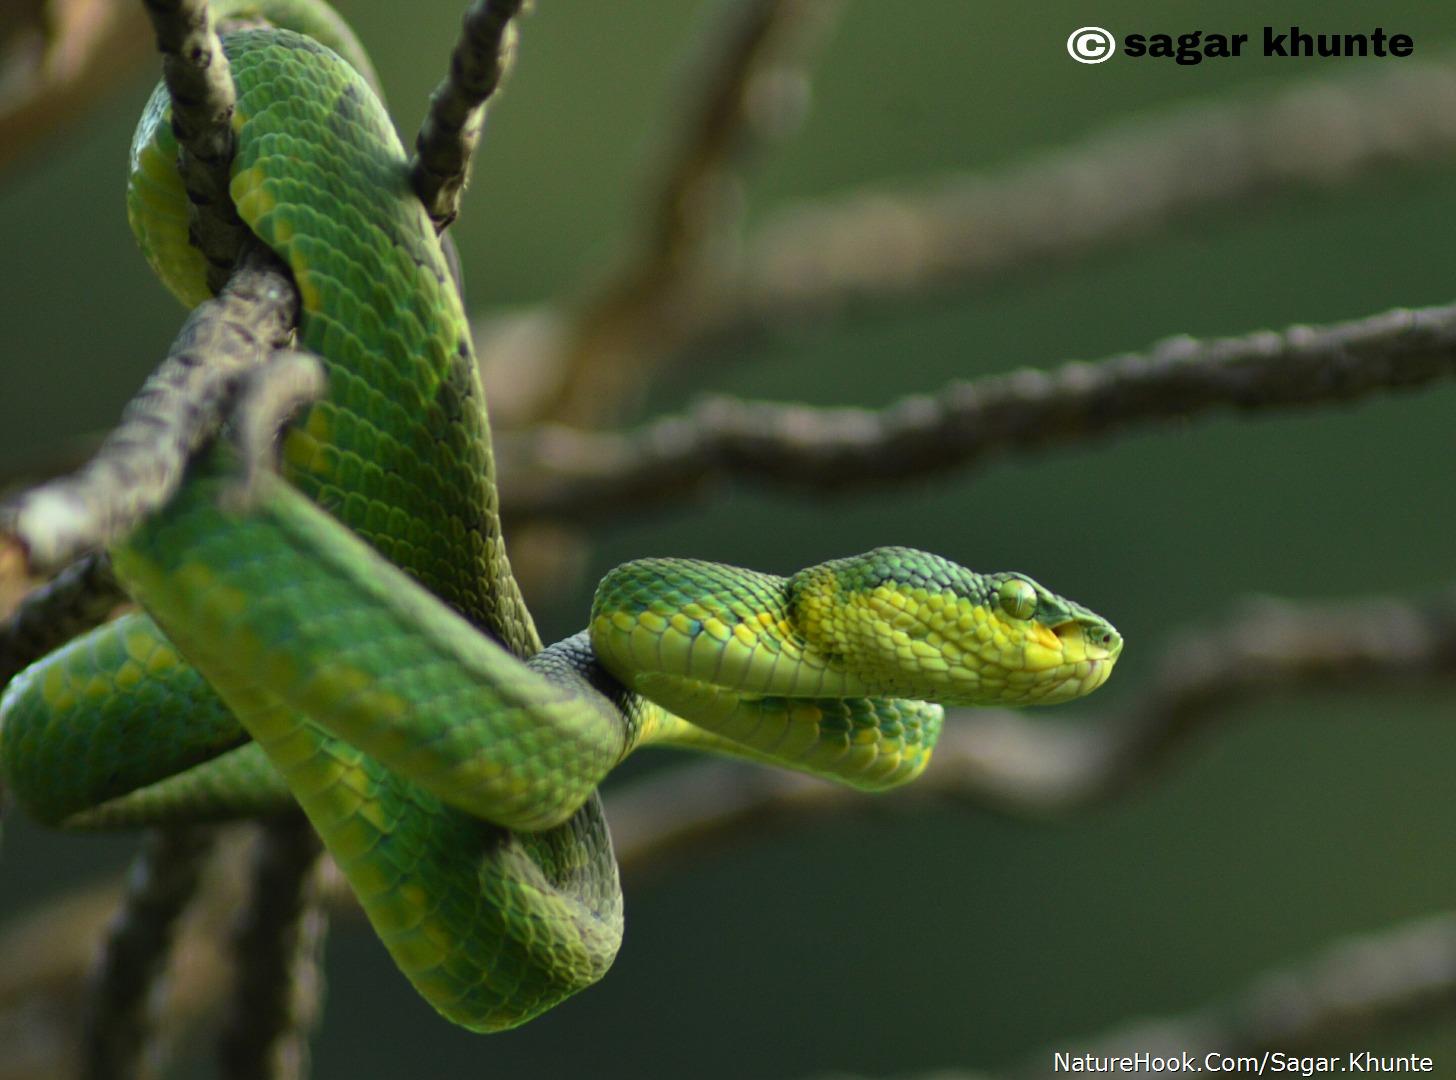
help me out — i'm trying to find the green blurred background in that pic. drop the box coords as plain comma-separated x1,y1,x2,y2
2,0,1454,1076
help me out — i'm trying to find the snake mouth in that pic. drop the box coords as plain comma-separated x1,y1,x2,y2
1051,619,1122,663
993,618,1122,705
1036,619,1122,702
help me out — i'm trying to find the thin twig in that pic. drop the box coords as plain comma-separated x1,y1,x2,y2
81,826,213,1080
1010,914,1456,1079
545,0,840,423
0,829,267,1080
217,817,326,1080
0,0,151,173
1,244,297,574
498,302,1456,526
137,0,245,292
694,56,1456,350
607,589,1456,871
644,0,832,271
410,0,524,231
0,552,124,686
830,913,1456,1080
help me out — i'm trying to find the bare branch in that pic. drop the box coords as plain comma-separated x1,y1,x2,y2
499,302,1456,526
137,0,247,292
644,0,833,269
1,245,296,574
410,0,525,231
82,826,213,1080
0,0,150,173
0,879,124,1080
832,914,1456,1080
703,57,1456,348
1013,914,1456,1079
542,0,840,423
0,830,291,1080
607,589,1456,871
0,552,124,685
217,817,326,1080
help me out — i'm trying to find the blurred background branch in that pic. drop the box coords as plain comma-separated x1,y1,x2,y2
1015,912,1456,1078
81,826,212,1080
825,912,1456,1080
695,57,1456,348
0,0,149,173
537,0,842,425
215,817,326,1080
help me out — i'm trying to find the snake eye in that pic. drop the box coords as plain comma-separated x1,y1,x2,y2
997,579,1037,620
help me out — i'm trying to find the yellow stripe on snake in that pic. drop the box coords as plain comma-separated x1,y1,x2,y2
0,0,1122,1031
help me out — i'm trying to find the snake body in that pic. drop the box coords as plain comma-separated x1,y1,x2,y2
0,1,1122,1032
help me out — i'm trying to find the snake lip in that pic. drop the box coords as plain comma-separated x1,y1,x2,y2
1049,618,1123,662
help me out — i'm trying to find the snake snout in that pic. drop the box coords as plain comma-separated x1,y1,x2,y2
1050,618,1122,663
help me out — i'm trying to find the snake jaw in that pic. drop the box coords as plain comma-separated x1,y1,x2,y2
1050,617,1122,664
908,588,1123,707
1022,618,1123,704
929,609,1121,707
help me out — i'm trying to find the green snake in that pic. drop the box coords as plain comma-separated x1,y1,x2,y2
0,0,1123,1032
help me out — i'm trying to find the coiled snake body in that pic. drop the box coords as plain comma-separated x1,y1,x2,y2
0,0,1122,1031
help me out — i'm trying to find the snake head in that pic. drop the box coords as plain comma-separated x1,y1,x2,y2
788,546,1122,707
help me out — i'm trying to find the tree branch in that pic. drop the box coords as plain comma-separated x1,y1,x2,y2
539,0,840,424
0,0,150,173
217,816,326,1080
498,302,1456,526
1,245,296,575
81,826,213,1080
0,552,124,685
410,0,524,232
694,56,1456,349
137,0,246,292
476,55,1456,416
1009,914,1456,1079
0,829,278,1080
2,4,296,578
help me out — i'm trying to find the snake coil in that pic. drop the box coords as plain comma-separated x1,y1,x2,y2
0,0,1121,1031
